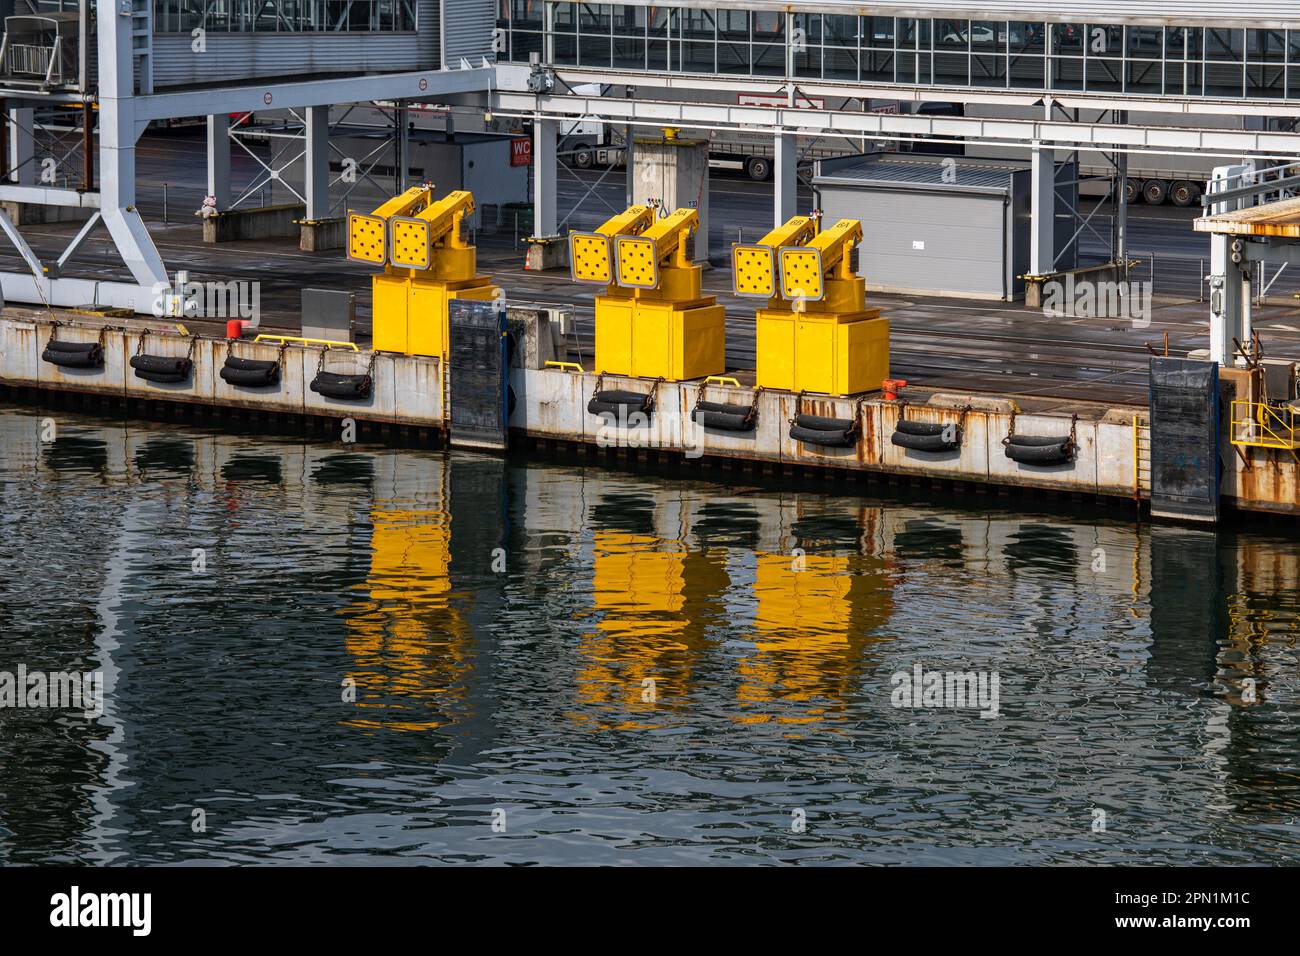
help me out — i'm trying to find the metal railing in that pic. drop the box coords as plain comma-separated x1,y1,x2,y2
1230,400,1300,452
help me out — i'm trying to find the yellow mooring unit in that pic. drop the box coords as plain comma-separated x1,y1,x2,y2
734,215,889,396
571,205,726,381
347,186,497,357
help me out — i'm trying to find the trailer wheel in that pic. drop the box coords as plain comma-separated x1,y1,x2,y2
1142,179,1169,205
746,156,772,181
1124,178,1140,204
1169,180,1201,207
573,146,594,169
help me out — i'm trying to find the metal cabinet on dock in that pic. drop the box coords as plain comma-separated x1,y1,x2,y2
814,152,1076,301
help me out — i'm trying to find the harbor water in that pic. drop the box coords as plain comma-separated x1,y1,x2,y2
0,403,1297,865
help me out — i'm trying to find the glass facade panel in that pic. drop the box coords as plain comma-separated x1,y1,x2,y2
491,4,1300,103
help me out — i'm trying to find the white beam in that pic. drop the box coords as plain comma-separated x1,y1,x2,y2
0,185,99,207
492,92,1300,161
546,66,1300,120
135,68,495,126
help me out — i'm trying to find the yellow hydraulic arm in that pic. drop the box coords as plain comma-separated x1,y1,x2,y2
778,218,864,309
732,214,817,300
613,207,702,299
570,204,655,285
388,189,478,275
346,184,434,265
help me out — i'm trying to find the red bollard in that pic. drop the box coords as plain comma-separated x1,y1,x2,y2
882,378,908,401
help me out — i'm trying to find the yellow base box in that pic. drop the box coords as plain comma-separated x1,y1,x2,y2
594,296,726,381
372,271,497,357
756,310,890,396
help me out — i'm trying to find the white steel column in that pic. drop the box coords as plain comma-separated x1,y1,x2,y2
304,105,330,220
96,0,168,296
533,117,558,237
1207,163,1254,366
206,113,232,209
773,130,797,227
1029,143,1055,276
7,108,35,185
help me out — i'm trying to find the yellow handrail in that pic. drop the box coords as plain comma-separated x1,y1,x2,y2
704,375,742,388
545,360,586,373
254,334,359,351
1230,400,1299,451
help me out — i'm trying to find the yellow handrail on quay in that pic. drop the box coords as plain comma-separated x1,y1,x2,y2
254,334,359,351
1230,400,1300,455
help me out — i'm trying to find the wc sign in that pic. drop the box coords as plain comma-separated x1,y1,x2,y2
511,137,532,166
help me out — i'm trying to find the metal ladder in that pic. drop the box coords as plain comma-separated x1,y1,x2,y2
1132,413,1151,498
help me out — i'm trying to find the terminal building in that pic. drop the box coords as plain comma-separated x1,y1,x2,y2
0,1,1298,365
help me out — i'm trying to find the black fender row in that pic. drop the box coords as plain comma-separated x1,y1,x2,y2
220,355,281,388
42,339,104,369
691,400,755,432
891,418,963,453
1004,433,1074,464
588,379,656,421
790,412,859,447
130,353,192,384
1003,413,1077,465
310,370,372,400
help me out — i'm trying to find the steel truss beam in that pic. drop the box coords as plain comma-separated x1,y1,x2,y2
491,91,1300,162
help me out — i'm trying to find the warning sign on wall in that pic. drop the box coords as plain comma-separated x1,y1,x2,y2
511,137,533,166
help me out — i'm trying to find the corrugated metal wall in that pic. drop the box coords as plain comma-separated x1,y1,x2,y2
152,0,445,89
440,0,495,67
821,184,1019,300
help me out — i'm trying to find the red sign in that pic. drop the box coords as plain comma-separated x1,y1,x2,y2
511,137,533,166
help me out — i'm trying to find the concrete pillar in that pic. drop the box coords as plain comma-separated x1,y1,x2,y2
631,136,710,264
304,105,329,221
206,113,231,209
773,130,797,228
7,107,34,185
533,117,558,237
1029,144,1054,276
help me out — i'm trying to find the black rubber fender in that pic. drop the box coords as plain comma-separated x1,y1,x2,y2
588,389,654,419
792,412,853,432
895,419,947,437
310,370,372,400
691,400,754,432
1006,434,1070,448
892,430,960,452
791,423,858,447
42,340,103,369
130,353,192,383
1005,440,1073,464
220,356,280,387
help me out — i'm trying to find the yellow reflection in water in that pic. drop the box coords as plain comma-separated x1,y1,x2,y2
341,507,467,732
573,531,725,729
739,552,892,725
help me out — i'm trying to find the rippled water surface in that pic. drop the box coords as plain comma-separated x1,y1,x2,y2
1,403,1298,865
